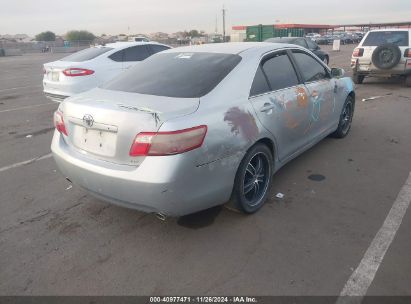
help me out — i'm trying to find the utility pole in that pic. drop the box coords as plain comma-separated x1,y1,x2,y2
222,5,226,42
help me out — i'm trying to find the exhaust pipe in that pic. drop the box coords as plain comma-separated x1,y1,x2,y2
155,213,167,221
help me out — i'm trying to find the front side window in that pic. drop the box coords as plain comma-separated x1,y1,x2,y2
363,31,409,47
261,52,299,91
292,51,329,82
102,52,242,98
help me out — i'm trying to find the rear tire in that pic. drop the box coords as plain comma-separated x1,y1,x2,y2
332,96,355,138
353,72,365,84
227,143,273,214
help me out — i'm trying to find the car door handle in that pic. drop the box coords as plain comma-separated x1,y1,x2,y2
260,103,275,113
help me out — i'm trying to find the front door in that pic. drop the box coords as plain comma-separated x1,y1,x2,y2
291,50,336,137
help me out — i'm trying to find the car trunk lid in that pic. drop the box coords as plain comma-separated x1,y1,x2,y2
59,88,199,166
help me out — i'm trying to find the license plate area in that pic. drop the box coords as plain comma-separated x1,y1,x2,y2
71,125,117,157
358,65,370,71
47,71,60,81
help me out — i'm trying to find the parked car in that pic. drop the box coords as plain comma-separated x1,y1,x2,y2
316,35,334,45
305,33,321,40
265,37,330,64
351,29,411,86
51,42,355,217
334,33,353,45
43,42,170,102
128,36,150,42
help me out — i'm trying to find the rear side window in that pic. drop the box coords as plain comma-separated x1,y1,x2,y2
109,50,124,62
261,52,299,91
150,44,171,54
292,51,329,82
306,39,318,50
123,45,151,61
250,66,270,96
363,31,409,47
102,52,242,98
61,47,113,62
294,39,308,48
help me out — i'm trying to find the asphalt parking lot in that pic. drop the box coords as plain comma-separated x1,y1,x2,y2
0,44,411,297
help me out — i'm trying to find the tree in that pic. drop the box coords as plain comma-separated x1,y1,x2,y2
35,31,56,41
188,30,200,37
65,30,95,42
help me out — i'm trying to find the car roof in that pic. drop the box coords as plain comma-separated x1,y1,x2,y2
266,37,302,41
367,28,411,33
104,41,163,49
162,42,297,55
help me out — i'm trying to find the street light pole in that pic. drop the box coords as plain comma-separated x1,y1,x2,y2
222,5,226,42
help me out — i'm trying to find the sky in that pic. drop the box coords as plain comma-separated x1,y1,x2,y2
1,0,411,36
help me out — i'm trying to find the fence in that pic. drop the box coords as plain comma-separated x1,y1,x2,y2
0,40,92,55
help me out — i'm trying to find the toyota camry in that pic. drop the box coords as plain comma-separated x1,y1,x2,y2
51,42,355,217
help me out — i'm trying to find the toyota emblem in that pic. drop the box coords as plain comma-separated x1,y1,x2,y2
82,114,94,128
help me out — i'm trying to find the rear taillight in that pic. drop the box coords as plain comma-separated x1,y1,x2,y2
404,48,411,58
129,125,207,157
62,68,94,77
53,111,68,136
352,48,364,57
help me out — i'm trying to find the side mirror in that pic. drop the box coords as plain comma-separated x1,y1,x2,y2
331,68,345,78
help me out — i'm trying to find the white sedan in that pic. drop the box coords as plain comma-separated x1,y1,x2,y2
43,41,170,102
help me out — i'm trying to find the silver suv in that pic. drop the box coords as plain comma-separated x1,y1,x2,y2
351,29,411,86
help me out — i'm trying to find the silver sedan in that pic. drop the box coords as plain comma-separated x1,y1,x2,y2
51,42,355,217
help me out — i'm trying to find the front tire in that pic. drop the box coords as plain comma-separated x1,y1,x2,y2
323,56,329,65
227,143,273,214
332,96,355,138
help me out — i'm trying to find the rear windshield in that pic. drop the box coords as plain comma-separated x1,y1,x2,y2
61,47,113,62
363,31,409,47
102,52,242,98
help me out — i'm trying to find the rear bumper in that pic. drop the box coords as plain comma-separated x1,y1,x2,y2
51,131,239,216
351,58,411,76
44,92,69,102
43,75,98,102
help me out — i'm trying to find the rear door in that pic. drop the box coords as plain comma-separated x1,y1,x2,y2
290,49,336,137
249,50,312,161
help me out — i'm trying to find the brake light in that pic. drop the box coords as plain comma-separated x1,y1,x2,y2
129,125,207,156
404,48,411,58
352,48,364,57
62,68,94,77
53,111,68,136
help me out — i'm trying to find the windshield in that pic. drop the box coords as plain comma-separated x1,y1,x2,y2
102,52,242,98
363,31,409,47
61,47,113,62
